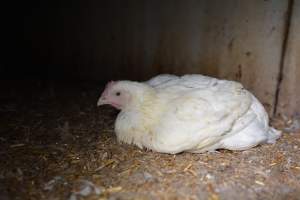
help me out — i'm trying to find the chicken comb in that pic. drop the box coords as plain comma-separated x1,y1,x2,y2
106,81,116,89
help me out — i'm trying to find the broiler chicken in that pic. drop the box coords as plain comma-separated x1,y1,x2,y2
97,74,281,154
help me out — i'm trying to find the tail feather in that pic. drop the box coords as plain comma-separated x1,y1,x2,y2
267,127,281,144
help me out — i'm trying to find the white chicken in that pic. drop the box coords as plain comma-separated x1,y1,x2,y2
97,74,281,154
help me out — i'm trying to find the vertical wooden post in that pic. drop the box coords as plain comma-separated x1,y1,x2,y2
276,0,300,118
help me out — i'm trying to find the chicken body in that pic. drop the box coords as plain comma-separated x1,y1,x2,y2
99,74,281,154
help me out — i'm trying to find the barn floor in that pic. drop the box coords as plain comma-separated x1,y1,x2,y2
1,81,300,200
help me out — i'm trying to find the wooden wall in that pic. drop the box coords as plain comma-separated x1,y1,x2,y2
18,0,299,117
277,0,300,118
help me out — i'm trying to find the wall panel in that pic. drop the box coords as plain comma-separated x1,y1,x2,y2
27,0,291,114
277,0,300,117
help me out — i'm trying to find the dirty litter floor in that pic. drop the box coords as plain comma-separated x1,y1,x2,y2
1,81,300,200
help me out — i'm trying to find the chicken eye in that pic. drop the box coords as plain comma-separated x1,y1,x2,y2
115,92,121,96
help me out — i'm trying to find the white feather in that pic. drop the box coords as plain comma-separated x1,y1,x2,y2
114,74,281,154
145,74,178,87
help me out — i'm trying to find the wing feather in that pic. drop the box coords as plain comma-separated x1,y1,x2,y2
152,81,252,153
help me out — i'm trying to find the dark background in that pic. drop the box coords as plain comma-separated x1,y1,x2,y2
2,0,86,80
1,0,299,116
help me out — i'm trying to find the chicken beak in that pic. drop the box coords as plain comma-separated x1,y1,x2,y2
97,96,108,106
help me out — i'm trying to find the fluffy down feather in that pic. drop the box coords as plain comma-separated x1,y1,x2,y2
98,74,281,154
